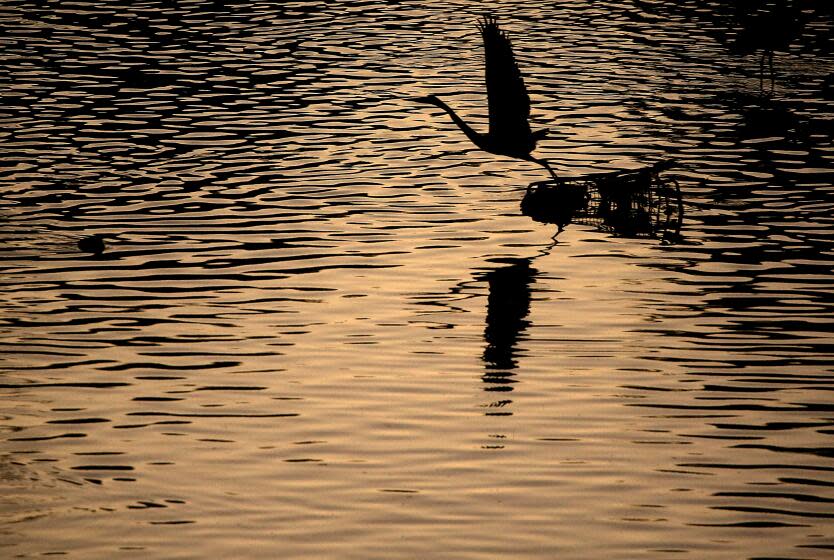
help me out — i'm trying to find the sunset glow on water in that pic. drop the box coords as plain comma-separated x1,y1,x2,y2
1,1,834,558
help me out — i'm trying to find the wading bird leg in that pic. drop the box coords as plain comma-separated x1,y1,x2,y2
759,55,763,93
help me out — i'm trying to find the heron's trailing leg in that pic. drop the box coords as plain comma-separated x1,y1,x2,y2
530,157,558,182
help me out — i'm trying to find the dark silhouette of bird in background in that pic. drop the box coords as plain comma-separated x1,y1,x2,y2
732,0,805,94
417,15,557,179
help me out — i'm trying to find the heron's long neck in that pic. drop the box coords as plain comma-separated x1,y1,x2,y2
431,98,485,148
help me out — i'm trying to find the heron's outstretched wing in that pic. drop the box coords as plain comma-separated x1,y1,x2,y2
478,15,532,141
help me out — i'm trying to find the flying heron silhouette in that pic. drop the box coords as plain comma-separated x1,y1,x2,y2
417,15,557,179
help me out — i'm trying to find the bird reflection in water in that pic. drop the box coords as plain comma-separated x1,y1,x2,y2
481,258,535,395
729,92,799,141
416,14,684,418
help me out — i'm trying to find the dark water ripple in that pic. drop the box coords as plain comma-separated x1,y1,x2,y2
2,0,834,558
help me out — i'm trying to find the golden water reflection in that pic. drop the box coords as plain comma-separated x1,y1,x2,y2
1,0,834,558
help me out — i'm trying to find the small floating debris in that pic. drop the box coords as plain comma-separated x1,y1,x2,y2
77,234,106,255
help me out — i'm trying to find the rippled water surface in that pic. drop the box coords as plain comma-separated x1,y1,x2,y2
2,1,834,558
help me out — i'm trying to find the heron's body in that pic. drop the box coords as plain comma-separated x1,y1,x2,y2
418,15,556,178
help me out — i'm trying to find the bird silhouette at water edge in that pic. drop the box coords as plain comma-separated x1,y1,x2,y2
417,15,557,179
732,0,804,95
